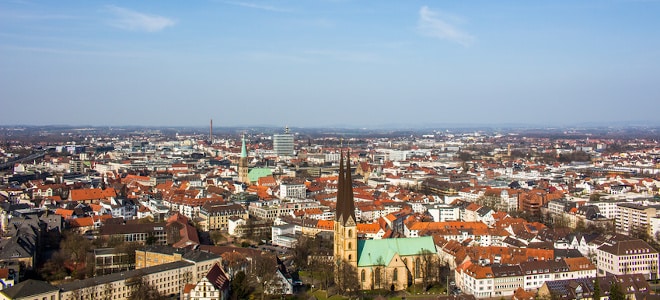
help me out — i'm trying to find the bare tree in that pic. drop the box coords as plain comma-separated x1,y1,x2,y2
57,230,93,279
334,260,359,296
251,253,277,299
223,251,249,280
292,235,313,270
418,249,435,290
127,276,164,300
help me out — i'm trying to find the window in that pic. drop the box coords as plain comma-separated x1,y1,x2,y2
375,267,382,287
361,270,366,282
393,268,398,281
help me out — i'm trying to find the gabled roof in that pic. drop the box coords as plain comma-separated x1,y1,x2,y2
597,238,658,256
357,222,382,234
0,279,58,299
248,168,273,183
68,217,94,228
70,188,117,201
54,208,74,218
564,257,595,271
357,236,436,267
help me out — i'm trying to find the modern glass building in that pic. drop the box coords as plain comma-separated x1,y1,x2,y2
273,126,294,156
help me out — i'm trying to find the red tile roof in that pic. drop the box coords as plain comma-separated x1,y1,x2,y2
69,217,94,228
70,188,117,202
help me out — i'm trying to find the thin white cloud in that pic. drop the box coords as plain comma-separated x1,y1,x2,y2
244,51,312,63
417,6,475,46
0,45,146,57
224,1,292,13
243,49,380,64
0,10,79,21
105,5,176,32
303,49,380,63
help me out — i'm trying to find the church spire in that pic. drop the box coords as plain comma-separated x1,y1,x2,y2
238,134,249,183
336,150,355,226
240,134,247,158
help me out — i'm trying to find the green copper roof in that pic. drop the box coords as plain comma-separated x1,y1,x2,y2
357,236,437,267
248,168,272,183
240,135,247,158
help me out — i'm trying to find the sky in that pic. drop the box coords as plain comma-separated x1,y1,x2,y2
1,0,659,128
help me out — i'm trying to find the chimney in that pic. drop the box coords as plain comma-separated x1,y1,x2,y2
209,119,213,144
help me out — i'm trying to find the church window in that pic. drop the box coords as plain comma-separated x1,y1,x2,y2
361,270,366,282
415,258,421,278
393,268,398,281
375,267,382,287
348,242,352,250
348,230,352,238
349,254,352,260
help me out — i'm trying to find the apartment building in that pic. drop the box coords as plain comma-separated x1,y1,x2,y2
59,261,195,300
248,201,320,220
596,238,659,280
98,222,168,245
0,279,59,300
520,260,569,290
456,258,596,298
616,203,659,235
591,200,619,219
135,245,222,283
491,265,523,298
198,202,248,231
427,204,460,222
279,183,306,200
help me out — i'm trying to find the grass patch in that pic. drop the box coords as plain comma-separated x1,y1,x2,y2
311,290,347,300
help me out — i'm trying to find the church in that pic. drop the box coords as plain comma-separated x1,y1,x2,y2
333,151,437,291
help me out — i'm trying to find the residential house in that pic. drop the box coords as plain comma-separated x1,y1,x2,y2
538,274,652,300
183,263,230,300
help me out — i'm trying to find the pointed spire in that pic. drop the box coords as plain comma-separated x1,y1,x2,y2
240,134,247,158
336,150,345,222
335,149,355,225
344,150,355,222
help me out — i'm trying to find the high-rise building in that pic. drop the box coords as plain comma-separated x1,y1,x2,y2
273,126,294,157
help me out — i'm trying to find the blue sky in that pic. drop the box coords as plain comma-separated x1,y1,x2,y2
1,0,659,128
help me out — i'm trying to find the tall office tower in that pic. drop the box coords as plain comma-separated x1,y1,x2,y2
273,126,294,157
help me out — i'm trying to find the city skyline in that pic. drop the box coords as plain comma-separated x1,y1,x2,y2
1,0,660,127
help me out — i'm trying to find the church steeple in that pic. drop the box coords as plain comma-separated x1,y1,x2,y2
334,150,358,273
240,135,248,158
238,134,249,183
336,150,356,226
